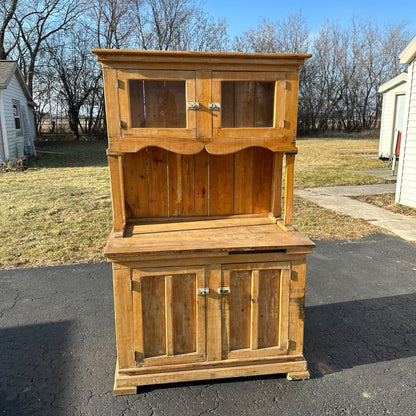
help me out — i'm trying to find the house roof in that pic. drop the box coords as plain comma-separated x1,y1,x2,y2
0,60,32,101
400,34,416,64
378,72,407,93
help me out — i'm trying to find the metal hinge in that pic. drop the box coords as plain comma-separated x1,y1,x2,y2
197,287,209,296
186,102,200,111
218,287,230,294
208,102,221,111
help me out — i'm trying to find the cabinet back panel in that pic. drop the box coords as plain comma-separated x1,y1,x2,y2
122,146,277,218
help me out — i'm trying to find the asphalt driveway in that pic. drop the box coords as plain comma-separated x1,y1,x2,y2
1,233,415,415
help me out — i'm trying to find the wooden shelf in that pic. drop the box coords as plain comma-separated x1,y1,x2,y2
105,216,314,258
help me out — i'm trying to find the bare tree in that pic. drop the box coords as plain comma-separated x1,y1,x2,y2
11,0,81,95
0,0,19,59
47,31,102,140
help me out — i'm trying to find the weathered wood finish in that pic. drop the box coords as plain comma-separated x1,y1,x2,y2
94,50,314,394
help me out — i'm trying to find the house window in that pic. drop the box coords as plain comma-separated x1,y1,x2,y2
13,104,22,131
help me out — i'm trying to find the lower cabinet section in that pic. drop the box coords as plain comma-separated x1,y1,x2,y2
112,257,309,394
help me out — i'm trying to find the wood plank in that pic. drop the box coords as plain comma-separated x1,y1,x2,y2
271,152,283,217
284,153,295,226
235,82,255,127
209,154,234,215
180,154,195,216
113,266,135,369
234,148,253,214
229,269,251,351
114,359,308,388
129,79,145,128
196,70,212,139
105,218,315,258
147,147,168,216
172,273,196,354
220,81,235,127
254,82,274,127
165,275,174,356
258,268,280,348
141,275,166,357
280,268,291,350
252,147,273,213
284,72,299,138
108,154,126,233
120,353,305,375
221,269,231,359
102,68,121,138
206,265,222,361
132,271,144,362
123,151,149,217
196,269,206,357
250,270,259,350
194,150,209,215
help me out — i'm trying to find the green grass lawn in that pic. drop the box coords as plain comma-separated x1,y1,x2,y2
0,138,388,269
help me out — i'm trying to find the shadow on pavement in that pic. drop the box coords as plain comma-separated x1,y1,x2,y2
304,293,416,377
0,321,72,416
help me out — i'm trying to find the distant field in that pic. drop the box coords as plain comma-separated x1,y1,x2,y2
0,138,388,268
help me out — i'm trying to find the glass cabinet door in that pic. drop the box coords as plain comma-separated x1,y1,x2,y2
211,72,286,140
117,70,197,140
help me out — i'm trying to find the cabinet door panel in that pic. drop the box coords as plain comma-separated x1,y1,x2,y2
132,267,206,366
221,262,290,360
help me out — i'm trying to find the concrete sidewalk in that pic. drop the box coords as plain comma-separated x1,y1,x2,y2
295,183,416,242
1,234,416,415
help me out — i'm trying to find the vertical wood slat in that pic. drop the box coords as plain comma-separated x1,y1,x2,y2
194,150,209,215
284,72,300,138
271,152,283,217
220,82,235,128
147,147,168,216
209,154,234,215
279,268,291,349
132,271,144,362
206,265,222,361
229,270,251,350
235,82,255,127
284,153,295,226
129,80,145,128
274,78,286,132
123,151,149,217
113,266,135,369
196,70,212,139
165,275,174,356
108,154,126,233
234,148,253,214
252,148,273,213
196,269,207,356
221,269,231,359
250,270,260,350
102,68,121,138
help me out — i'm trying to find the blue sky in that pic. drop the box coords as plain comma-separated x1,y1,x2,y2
203,0,416,38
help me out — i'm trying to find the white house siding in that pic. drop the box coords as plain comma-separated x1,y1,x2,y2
396,60,416,208
2,73,36,160
378,74,407,158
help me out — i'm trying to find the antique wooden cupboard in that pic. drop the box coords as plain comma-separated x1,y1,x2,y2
93,49,314,395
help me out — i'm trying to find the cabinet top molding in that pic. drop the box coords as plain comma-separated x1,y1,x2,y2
92,49,311,71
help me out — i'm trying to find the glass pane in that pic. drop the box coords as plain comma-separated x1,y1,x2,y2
129,80,186,128
221,81,274,128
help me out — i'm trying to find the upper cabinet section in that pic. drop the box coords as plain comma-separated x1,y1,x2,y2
93,50,311,154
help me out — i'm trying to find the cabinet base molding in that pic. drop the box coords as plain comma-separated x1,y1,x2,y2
113,356,309,395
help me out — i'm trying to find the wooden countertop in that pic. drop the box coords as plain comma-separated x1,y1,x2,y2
104,216,315,259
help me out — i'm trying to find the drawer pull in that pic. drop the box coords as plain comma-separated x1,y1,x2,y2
218,287,230,294
197,288,209,296
186,102,200,111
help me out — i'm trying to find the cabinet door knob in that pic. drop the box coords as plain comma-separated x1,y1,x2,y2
218,287,230,294
208,102,221,111
186,102,200,111
197,287,209,296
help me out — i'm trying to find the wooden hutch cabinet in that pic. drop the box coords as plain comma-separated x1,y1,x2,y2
93,49,314,395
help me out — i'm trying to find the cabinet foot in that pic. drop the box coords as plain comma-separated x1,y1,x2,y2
114,384,137,396
286,370,310,381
